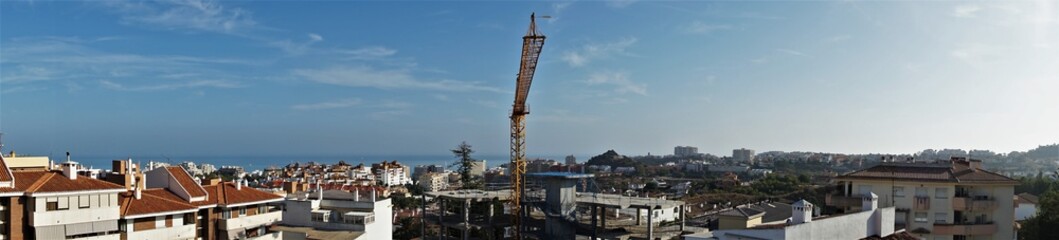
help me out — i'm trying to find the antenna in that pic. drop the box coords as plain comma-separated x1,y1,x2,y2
0,132,4,151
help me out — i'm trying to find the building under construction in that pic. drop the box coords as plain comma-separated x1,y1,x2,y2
421,173,688,240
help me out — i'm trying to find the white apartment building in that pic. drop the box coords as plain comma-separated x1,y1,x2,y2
733,148,755,164
686,196,907,240
372,161,411,186
675,146,699,157
279,188,392,240
418,172,449,192
828,158,1018,240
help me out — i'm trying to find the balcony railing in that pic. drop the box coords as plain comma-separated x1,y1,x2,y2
914,196,930,211
825,194,863,208
933,222,997,235
952,196,997,212
220,211,282,231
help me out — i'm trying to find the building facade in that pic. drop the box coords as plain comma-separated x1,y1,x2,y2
675,146,699,157
733,148,755,164
828,158,1017,240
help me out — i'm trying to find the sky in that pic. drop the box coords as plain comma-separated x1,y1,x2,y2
1,0,1057,158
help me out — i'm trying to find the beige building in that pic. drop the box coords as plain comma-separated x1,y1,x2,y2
828,157,1017,240
417,172,449,192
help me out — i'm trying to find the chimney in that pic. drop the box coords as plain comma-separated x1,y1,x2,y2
862,192,878,211
353,188,360,202
135,175,145,200
61,152,78,180
316,181,323,201
370,187,377,202
791,200,813,224
235,178,242,190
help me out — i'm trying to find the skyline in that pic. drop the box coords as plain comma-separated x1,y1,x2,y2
2,1,1058,157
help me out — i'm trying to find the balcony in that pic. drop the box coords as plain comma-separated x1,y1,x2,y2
952,197,997,212
126,224,196,240
220,211,282,231
825,194,862,208
933,222,997,235
914,196,930,211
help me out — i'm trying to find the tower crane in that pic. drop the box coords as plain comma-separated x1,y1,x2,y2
511,13,545,239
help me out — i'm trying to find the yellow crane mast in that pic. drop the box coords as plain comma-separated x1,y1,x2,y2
511,13,545,239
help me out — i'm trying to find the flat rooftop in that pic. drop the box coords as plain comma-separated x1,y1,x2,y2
575,192,684,209
426,189,514,201
527,172,595,179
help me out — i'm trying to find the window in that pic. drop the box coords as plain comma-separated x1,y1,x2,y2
311,213,326,222
935,212,948,223
57,197,69,210
259,205,267,214
79,195,90,208
914,212,928,223
935,188,948,199
184,213,195,225
915,187,928,197
46,201,58,211
858,185,873,195
894,187,905,198
221,210,231,219
239,207,247,216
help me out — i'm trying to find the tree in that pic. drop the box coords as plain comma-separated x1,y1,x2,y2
451,141,481,189
1020,190,1059,240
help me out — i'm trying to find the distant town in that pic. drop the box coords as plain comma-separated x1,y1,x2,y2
0,143,1054,239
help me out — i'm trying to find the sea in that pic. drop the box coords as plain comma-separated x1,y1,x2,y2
68,154,582,172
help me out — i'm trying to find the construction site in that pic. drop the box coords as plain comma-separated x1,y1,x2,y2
421,172,690,240
415,13,691,240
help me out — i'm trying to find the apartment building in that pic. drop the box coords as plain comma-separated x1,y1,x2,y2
417,172,449,192
828,157,1018,240
371,161,410,186
0,158,127,240
278,188,392,239
686,197,907,240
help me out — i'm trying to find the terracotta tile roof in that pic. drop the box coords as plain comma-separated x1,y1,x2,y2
165,166,207,198
209,182,282,206
1017,193,1039,204
0,187,20,193
13,171,124,193
835,160,1017,184
148,186,216,207
0,156,13,182
119,189,198,217
860,231,919,240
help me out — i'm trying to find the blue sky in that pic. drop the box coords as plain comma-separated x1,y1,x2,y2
1,0,1057,158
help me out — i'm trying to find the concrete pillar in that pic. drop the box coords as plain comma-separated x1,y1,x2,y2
488,201,495,224
679,205,686,233
439,199,446,240
600,206,606,228
636,208,642,225
647,207,654,240
591,205,598,239
463,200,470,240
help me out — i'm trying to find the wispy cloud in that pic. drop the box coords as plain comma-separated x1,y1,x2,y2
605,0,636,8
102,0,259,36
292,98,363,110
823,35,853,43
953,4,982,18
586,71,646,96
1,38,253,91
776,48,808,56
100,79,241,91
682,21,734,34
270,33,324,55
341,47,398,60
533,109,599,124
293,66,503,92
561,37,637,67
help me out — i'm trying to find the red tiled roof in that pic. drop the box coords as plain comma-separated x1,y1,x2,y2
0,156,13,182
861,231,919,240
13,171,124,193
165,166,207,198
835,161,1017,184
119,189,198,217
208,182,282,206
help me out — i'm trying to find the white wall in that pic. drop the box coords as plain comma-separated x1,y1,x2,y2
125,220,196,240
1015,203,1037,221
618,207,679,222
703,207,895,240
355,199,392,240
31,194,121,227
